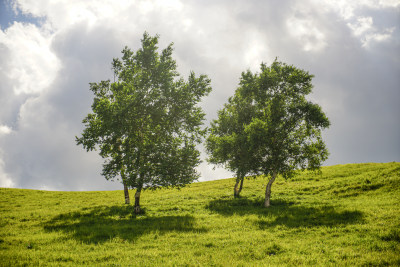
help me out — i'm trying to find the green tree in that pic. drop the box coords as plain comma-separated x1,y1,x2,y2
206,60,330,206
205,87,258,198
76,33,212,213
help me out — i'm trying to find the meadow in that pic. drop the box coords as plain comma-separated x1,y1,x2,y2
0,162,399,266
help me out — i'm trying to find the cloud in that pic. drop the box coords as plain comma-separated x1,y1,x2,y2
0,125,13,188
0,22,60,95
348,16,374,36
0,157,14,188
0,125,12,135
347,16,396,47
286,16,327,52
0,0,399,190
363,27,395,47
318,0,399,48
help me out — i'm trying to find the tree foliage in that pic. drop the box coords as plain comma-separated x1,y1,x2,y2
76,32,211,212
206,60,330,206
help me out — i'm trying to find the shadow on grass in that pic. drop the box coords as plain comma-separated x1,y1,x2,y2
43,205,207,244
206,198,364,228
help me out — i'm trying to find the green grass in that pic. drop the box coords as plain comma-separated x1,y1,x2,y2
1,162,399,266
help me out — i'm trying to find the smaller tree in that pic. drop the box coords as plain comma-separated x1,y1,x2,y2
207,60,330,206
205,76,258,197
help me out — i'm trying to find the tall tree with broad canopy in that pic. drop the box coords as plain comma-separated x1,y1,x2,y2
76,32,212,213
206,60,330,206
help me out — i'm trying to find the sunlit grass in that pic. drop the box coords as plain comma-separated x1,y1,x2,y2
0,162,399,266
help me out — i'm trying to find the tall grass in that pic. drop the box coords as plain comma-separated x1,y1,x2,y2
0,162,399,266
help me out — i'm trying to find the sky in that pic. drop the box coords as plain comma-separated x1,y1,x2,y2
0,0,399,191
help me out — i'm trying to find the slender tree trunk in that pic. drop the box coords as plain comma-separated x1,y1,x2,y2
121,169,130,204
234,178,240,198
123,181,130,204
134,187,142,214
238,177,244,195
234,176,245,198
264,172,277,208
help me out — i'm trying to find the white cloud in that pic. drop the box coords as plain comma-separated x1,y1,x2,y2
243,30,270,71
138,0,183,14
348,17,374,36
286,16,327,52
13,0,184,32
14,0,127,30
0,125,12,135
320,0,400,20
0,156,14,188
366,0,400,8
0,22,60,95
0,127,12,188
318,0,398,48
362,27,395,47
347,16,395,47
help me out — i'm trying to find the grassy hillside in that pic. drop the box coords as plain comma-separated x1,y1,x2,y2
1,162,399,266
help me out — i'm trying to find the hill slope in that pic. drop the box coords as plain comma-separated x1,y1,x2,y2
1,162,399,266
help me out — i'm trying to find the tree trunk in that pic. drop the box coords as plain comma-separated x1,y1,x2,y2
264,172,277,208
238,177,244,195
134,187,142,214
121,169,130,204
234,178,240,198
234,176,245,198
123,181,130,204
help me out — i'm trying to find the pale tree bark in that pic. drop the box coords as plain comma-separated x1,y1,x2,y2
234,178,240,198
121,169,130,204
264,172,277,207
123,181,130,204
134,187,142,214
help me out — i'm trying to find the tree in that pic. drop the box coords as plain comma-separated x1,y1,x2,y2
205,87,258,198
76,32,212,213
206,60,330,206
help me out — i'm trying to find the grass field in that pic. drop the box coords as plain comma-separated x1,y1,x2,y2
0,162,399,266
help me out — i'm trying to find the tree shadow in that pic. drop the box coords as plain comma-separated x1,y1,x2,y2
206,197,364,228
43,205,207,244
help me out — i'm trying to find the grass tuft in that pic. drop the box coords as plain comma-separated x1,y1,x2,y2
381,229,400,243
265,243,284,256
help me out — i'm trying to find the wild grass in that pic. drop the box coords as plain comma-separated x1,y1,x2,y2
0,162,399,266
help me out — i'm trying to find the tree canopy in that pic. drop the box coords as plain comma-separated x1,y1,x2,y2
206,60,330,206
76,32,212,212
